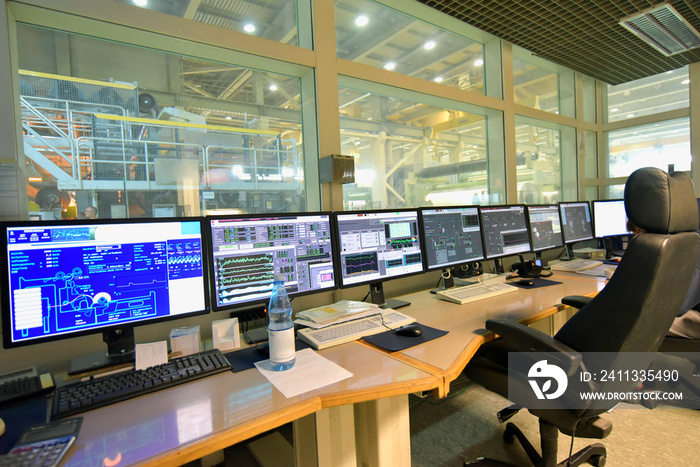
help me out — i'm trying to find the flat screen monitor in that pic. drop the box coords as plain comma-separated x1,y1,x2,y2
334,209,423,308
526,204,564,252
479,205,532,260
592,200,631,238
559,201,594,243
420,206,484,270
207,213,336,312
1,218,209,374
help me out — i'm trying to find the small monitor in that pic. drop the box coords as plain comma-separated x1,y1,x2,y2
420,206,485,270
479,205,532,259
1,218,209,373
207,213,336,311
559,201,594,244
334,209,423,308
592,200,632,238
526,205,564,252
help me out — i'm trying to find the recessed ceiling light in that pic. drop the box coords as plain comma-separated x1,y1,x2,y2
269,84,278,91
474,59,484,66
627,113,635,118
225,116,232,120
355,15,369,27
611,107,619,112
133,0,147,6
434,76,444,83
384,62,396,71
424,41,436,50
682,79,690,84
244,23,256,33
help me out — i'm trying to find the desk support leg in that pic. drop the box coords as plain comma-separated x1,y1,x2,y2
294,404,357,467
354,394,410,467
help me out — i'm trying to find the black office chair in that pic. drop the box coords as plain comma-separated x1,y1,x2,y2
463,167,700,467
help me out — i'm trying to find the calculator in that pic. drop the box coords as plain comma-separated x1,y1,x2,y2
0,417,82,467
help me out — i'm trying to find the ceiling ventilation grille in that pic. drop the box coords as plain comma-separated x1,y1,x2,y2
620,3,700,56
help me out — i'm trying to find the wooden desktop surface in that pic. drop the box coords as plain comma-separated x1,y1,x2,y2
57,272,605,466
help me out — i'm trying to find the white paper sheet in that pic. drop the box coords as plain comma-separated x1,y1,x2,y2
135,341,168,370
254,348,353,398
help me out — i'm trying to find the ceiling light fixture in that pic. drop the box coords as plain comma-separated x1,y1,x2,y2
355,15,369,27
269,84,278,91
627,113,635,118
244,23,256,33
384,62,396,71
424,41,436,50
133,0,147,6
474,59,484,66
434,76,444,83
682,79,690,84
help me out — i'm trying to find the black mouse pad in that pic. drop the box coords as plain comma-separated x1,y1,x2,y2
223,339,310,373
362,323,448,352
511,278,562,289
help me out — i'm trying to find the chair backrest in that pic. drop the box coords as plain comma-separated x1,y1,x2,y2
555,168,699,360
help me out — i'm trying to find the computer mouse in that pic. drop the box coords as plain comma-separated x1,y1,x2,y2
395,324,423,337
517,279,535,286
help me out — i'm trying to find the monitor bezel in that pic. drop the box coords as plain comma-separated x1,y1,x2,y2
418,205,485,271
525,204,565,253
205,211,338,313
591,199,632,239
1,216,210,350
333,208,426,289
478,204,533,260
558,201,595,244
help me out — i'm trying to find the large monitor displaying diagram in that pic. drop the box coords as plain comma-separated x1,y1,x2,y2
334,210,423,308
479,205,532,260
207,213,336,311
526,204,564,252
1,218,209,373
559,201,594,243
420,206,484,270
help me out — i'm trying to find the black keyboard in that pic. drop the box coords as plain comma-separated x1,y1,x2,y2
51,349,231,420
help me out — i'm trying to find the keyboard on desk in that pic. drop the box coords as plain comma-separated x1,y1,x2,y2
550,258,602,272
51,349,231,420
436,281,518,305
297,311,415,350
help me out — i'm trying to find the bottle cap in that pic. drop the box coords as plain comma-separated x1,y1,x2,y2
273,274,284,282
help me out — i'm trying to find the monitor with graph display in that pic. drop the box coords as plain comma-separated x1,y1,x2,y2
207,213,336,311
420,206,484,270
526,204,564,252
592,200,631,238
1,218,209,373
334,210,423,308
559,201,594,243
479,205,532,259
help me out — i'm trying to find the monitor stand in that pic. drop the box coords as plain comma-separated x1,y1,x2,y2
493,258,505,274
370,282,410,310
560,244,576,261
68,327,136,375
430,268,455,294
603,237,626,258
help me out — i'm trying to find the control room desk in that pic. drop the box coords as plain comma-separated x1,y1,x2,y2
58,342,439,467
366,273,606,398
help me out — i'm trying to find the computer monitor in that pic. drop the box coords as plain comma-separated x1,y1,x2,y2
334,209,424,309
1,217,209,374
206,213,336,313
419,206,484,290
592,200,631,238
479,205,532,267
559,201,594,243
526,204,564,254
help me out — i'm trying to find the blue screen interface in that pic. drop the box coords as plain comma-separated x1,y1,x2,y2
4,220,206,345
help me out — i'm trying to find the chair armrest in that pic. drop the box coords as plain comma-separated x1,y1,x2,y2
485,319,581,367
560,295,592,310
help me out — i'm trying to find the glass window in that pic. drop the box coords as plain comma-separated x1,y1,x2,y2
606,67,689,123
112,0,301,46
607,118,690,178
18,24,307,220
582,130,598,179
515,119,562,204
514,56,563,116
338,85,503,210
582,75,596,123
335,0,485,94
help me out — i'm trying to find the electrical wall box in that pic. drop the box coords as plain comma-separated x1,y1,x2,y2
319,154,355,184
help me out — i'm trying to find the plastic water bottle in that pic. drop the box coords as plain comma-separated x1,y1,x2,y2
267,274,295,370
